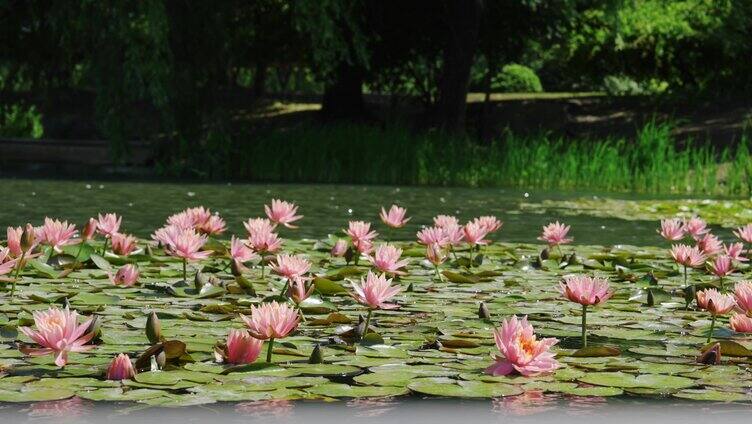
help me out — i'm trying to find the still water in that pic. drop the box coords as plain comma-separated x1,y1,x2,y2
0,178,724,246
0,178,748,421
0,396,750,423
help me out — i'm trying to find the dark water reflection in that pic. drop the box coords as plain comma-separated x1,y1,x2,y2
0,178,735,246
2,395,752,423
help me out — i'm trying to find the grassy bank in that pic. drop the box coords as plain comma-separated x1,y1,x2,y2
218,121,751,195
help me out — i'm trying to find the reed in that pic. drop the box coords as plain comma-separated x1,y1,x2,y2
214,121,750,195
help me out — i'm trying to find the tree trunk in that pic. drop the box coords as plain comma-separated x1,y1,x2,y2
321,62,365,121
435,0,483,134
253,62,267,97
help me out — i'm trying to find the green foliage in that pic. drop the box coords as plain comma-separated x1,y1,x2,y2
602,75,668,96
0,104,44,138
166,121,750,196
492,64,543,93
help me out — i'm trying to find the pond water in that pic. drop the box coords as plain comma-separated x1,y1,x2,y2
0,178,748,422
0,178,734,246
1,396,751,423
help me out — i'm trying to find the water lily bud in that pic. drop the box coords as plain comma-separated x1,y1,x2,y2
308,344,323,364
194,270,207,291
82,218,97,241
146,312,162,344
684,285,696,309
646,289,655,307
230,259,243,277
21,223,35,252
155,350,166,370
478,302,491,320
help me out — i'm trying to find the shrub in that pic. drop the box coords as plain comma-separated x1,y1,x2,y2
492,64,543,93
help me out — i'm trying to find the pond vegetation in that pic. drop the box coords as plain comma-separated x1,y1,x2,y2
1,201,752,406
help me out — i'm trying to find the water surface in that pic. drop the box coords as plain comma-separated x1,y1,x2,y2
0,178,731,245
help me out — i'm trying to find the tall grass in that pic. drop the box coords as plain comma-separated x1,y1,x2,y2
225,121,751,196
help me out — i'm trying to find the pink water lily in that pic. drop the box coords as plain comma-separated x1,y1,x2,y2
96,213,122,238
6,226,23,257
443,223,465,246
697,288,736,343
246,220,283,254
350,271,402,310
19,306,95,367
269,253,311,283
725,242,747,262
366,244,409,275
0,251,17,277
538,221,572,247
433,215,459,228
166,210,195,230
224,329,263,365
111,232,137,256
426,243,447,266
81,218,98,241
265,199,303,229
474,216,502,234
244,218,275,236
163,228,211,261
697,288,736,316
106,353,136,380
559,275,612,348
734,224,752,244
240,301,299,363
463,221,489,247
485,315,560,377
198,214,227,236
110,264,139,287
230,236,258,272
240,301,300,340
709,255,733,278
697,233,723,256
346,221,378,245
353,238,374,255
36,218,77,253
288,279,315,304
380,205,410,228
658,218,685,241
683,216,709,240
670,244,707,267
733,281,752,314
331,239,348,257
416,227,450,247
559,275,613,306
730,314,752,333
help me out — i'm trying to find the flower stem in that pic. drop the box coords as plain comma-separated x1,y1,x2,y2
581,304,588,348
10,250,26,298
683,265,688,288
73,242,85,269
434,265,443,281
362,309,373,339
719,276,724,292
707,314,716,344
101,238,109,256
266,337,275,363
280,280,289,297
182,258,187,282
261,263,265,278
